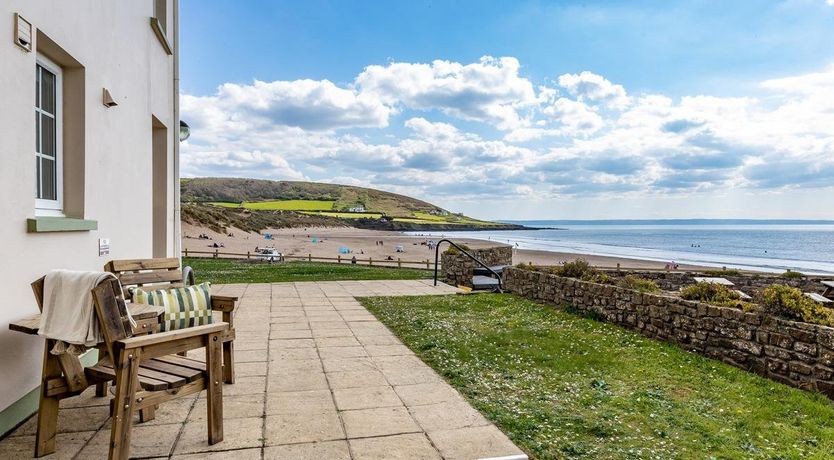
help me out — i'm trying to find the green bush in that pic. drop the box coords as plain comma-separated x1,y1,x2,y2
618,275,660,293
515,262,537,271
781,270,804,280
703,268,742,277
581,271,614,285
679,282,753,309
762,284,833,326
553,259,595,278
444,243,471,255
681,282,740,302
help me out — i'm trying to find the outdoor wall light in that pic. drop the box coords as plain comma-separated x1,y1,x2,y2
179,120,190,142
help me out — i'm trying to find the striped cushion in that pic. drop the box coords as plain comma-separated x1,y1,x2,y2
133,282,213,331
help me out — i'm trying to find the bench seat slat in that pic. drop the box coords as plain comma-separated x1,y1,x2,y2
154,355,206,372
139,359,204,383
87,363,168,391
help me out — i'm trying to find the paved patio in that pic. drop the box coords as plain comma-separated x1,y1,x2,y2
1,280,527,459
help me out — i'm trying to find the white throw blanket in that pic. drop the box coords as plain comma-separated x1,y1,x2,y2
38,270,133,355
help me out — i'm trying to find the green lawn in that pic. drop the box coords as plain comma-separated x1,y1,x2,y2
361,294,834,460
183,257,431,283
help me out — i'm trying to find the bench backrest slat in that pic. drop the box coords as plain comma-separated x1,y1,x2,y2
106,258,184,294
106,258,179,272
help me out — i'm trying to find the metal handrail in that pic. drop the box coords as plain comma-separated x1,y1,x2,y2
433,239,503,291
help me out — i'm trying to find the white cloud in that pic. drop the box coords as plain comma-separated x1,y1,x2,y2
356,56,538,129
557,71,630,109
543,97,604,133
181,57,834,206
404,117,467,140
186,79,391,131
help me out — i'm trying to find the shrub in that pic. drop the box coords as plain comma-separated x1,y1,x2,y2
515,262,537,271
553,259,595,278
618,275,660,293
681,282,740,302
681,282,756,310
781,270,804,280
762,284,834,326
679,282,753,309
703,268,742,277
444,243,471,255
581,271,614,285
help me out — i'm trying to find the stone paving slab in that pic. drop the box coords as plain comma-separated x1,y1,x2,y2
0,280,527,460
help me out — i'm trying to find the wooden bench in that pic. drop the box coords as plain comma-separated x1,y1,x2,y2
104,258,238,384
10,276,226,460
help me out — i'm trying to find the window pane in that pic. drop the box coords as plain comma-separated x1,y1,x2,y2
36,156,41,198
40,68,55,114
35,112,40,153
41,114,55,157
41,157,56,200
35,67,40,108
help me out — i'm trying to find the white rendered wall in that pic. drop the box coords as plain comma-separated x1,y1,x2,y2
0,1,177,413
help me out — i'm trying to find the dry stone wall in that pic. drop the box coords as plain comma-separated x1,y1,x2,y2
504,267,834,398
441,246,513,287
609,270,822,294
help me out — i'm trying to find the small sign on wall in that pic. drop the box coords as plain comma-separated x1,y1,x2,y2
98,238,110,256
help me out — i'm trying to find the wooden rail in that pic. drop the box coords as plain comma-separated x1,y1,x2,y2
182,249,438,270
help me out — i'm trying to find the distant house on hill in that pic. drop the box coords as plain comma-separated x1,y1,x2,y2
347,205,366,213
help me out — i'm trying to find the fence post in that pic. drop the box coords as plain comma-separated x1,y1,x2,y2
214,249,218,259
426,259,430,269
398,258,401,268
369,257,373,266
184,248,188,258
247,251,250,260
338,255,341,264
308,253,312,262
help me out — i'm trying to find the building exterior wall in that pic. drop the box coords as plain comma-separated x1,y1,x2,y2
0,1,178,429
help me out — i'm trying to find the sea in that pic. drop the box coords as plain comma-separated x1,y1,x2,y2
408,220,834,275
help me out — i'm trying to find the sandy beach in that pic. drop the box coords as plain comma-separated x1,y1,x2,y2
182,224,714,271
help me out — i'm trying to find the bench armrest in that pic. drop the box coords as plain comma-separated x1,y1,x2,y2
211,295,237,313
116,322,228,350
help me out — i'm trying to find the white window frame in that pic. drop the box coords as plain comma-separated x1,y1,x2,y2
35,54,63,216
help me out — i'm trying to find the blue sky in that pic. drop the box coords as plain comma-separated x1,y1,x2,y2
179,0,834,219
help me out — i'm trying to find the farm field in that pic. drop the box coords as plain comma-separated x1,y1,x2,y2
299,211,384,219
209,199,336,211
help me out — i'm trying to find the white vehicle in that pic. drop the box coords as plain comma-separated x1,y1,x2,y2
255,248,283,262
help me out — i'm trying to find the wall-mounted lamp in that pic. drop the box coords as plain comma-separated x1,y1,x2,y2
14,14,32,52
179,120,190,142
102,88,118,108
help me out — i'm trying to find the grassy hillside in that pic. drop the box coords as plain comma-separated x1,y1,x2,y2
181,177,528,232
211,199,336,211
182,177,444,216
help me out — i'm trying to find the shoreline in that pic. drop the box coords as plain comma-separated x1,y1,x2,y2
182,224,718,272
513,248,713,271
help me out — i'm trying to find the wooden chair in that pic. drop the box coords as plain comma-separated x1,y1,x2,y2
23,277,226,460
104,258,238,384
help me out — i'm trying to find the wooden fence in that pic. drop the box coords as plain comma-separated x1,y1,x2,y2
182,249,438,270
